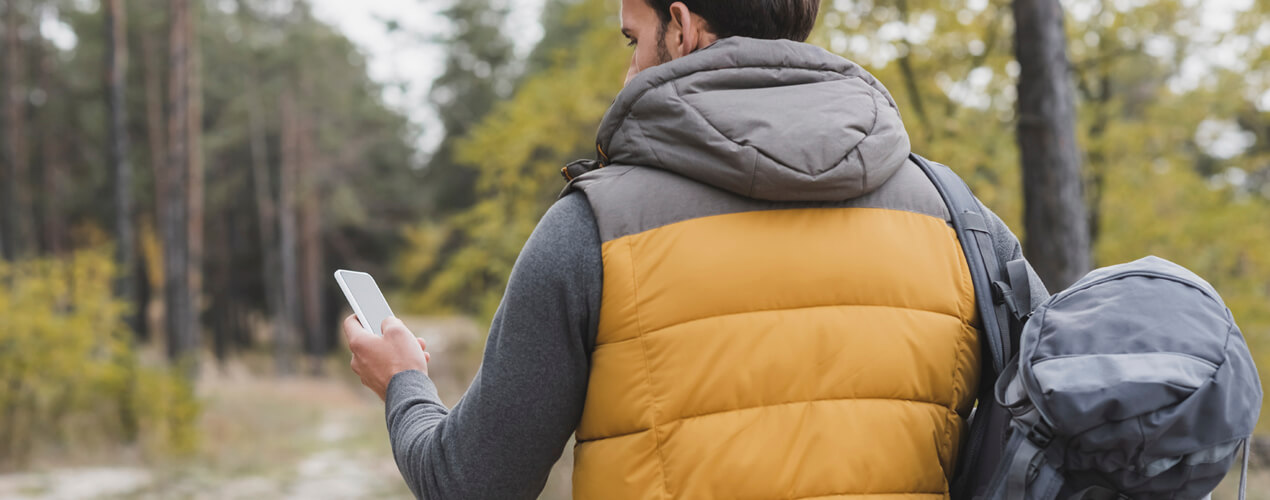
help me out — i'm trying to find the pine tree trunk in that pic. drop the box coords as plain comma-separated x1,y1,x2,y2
106,0,139,334
300,199,324,373
163,0,197,369
210,216,231,363
295,101,325,373
1,1,30,261
142,31,166,219
278,91,302,375
1013,0,1091,290
186,3,204,340
141,28,166,345
247,76,293,375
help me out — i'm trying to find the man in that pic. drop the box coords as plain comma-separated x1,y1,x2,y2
344,0,1048,498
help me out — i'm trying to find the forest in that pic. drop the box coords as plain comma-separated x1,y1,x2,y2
0,0,1268,497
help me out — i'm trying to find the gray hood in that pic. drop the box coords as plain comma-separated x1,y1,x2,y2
595,37,912,202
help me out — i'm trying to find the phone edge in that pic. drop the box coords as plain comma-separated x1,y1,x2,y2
334,269,377,336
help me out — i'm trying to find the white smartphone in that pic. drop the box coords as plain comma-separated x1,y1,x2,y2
334,269,395,336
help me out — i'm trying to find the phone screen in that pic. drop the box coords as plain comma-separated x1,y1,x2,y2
336,271,394,336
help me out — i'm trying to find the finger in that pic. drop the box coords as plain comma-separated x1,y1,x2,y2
424,352,431,363
343,314,373,349
381,317,413,342
416,337,428,352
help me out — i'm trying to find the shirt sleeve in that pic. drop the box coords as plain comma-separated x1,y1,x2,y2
384,192,603,499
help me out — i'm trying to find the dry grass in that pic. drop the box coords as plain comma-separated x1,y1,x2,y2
122,354,415,499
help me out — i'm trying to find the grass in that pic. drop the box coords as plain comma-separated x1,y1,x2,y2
122,354,417,499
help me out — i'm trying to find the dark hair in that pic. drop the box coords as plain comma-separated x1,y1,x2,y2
645,0,820,42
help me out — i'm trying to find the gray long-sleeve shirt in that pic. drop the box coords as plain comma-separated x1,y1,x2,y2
384,192,1047,499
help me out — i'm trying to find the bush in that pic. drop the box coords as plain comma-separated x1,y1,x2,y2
0,248,199,469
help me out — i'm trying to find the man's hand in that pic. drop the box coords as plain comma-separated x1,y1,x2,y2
344,315,432,401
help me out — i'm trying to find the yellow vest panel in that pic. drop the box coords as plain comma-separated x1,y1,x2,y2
574,207,981,499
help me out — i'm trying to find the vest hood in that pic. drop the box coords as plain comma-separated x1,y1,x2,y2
595,37,912,202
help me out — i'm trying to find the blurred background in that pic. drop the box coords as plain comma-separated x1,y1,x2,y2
0,0,1267,498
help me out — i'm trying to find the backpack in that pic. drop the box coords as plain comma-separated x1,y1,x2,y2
910,154,1263,500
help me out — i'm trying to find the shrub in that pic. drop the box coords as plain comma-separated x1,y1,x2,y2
0,248,198,469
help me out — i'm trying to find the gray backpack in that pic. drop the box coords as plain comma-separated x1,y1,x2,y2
911,154,1263,500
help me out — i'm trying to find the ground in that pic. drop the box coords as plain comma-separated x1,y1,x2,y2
0,315,1260,499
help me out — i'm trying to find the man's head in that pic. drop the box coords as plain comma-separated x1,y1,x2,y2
620,0,820,85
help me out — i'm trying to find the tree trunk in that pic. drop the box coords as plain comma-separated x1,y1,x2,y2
186,2,203,339
278,91,302,375
163,0,197,369
36,29,64,255
247,76,294,375
142,31,166,219
210,215,230,363
1,0,31,261
300,199,324,373
1013,0,1091,290
295,100,325,373
106,0,139,334
141,27,166,345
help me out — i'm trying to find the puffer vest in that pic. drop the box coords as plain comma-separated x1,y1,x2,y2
566,159,981,499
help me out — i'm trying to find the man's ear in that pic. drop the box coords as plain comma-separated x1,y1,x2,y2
666,1,700,58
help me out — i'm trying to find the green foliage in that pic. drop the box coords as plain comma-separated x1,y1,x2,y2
197,0,425,272
397,0,625,321
423,0,519,215
0,249,198,468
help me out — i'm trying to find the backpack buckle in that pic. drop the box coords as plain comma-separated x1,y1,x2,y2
1026,423,1054,447
992,281,1023,319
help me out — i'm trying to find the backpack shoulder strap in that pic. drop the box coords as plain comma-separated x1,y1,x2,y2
910,153,1022,372
911,153,1034,499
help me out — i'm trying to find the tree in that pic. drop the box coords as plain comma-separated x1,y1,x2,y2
186,1,203,349
1013,0,1092,290
296,99,326,372
162,0,197,366
105,0,139,333
1,0,32,261
0,0,422,373
398,0,624,320
190,0,422,368
246,73,294,373
277,89,302,373
142,22,166,235
421,0,516,215
35,26,66,256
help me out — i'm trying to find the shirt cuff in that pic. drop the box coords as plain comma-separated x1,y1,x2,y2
386,369,442,408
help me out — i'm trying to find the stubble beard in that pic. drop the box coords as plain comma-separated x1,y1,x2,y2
656,21,672,65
